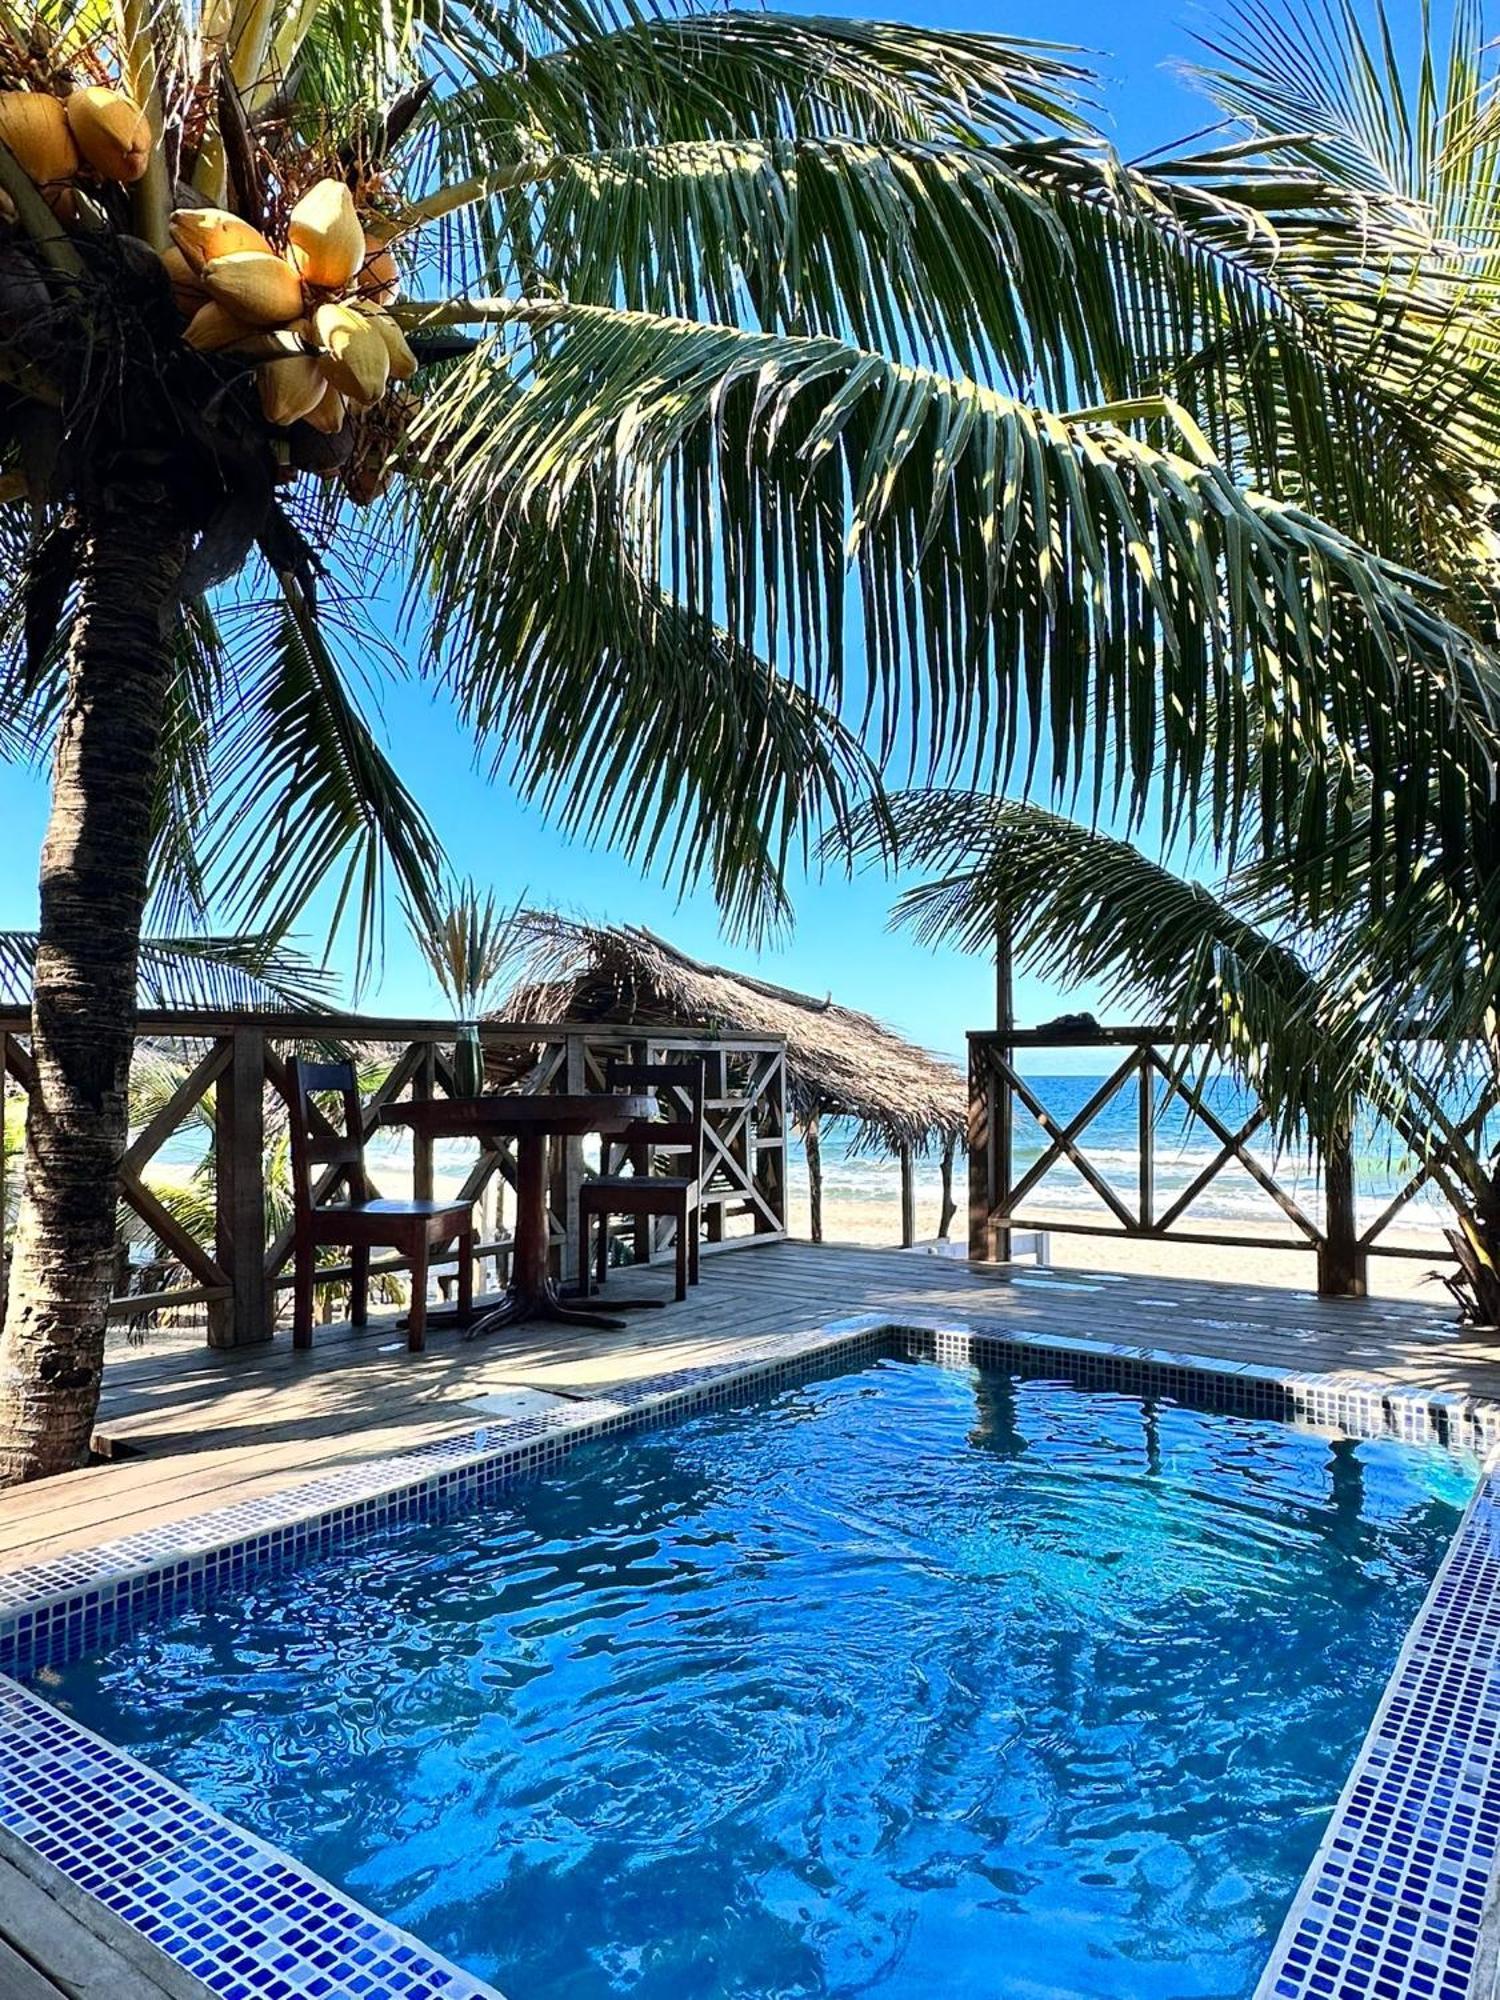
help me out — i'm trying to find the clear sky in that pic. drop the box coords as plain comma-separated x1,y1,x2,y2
0,0,1225,1070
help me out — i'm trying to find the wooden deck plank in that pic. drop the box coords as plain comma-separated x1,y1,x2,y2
0,1831,211,1999
1,1241,1496,1577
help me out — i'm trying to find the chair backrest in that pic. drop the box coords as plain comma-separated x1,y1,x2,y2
605,1058,705,1181
286,1057,372,1213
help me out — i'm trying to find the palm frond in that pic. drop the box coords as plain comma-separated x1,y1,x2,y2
0,929,336,1011
410,298,1500,910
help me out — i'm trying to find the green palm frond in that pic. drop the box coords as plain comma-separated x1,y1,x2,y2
411,298,1500,907
0,930,335,1012
175,562,447,966
412,443,883,939
835,788,1363,1139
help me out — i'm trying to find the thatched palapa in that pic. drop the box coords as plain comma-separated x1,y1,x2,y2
504,916,966,1241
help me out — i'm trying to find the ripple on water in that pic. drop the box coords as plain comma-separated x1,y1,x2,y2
37,1356,1475,2000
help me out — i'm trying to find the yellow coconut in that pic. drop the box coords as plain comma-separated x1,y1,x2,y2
184,298,257,351
65,86,151,183
312,301,389,403
287,178,364,290
159,243,207,316
258,353,329,426
357,305,417,382
170,207,274,271
0,92,80,185
302,379,347,434
358,233,400,305
199,250,304,327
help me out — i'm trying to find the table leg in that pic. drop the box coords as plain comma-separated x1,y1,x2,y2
463,1129,631,1338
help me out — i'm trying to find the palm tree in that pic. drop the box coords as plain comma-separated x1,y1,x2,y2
0,0,1498,1483
840,788,1500,1317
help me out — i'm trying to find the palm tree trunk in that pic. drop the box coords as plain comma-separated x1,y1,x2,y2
0,490,188,1484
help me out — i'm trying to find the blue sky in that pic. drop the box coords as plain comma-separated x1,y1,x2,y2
0,0,1226,1069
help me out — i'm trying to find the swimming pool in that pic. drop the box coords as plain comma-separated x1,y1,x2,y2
31,1352,1477,2000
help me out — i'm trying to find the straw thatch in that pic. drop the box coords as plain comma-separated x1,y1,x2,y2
503,915,965,1156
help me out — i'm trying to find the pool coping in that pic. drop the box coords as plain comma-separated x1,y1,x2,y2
3,1310,1500,2000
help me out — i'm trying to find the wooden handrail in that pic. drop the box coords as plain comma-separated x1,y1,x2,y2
1,1018,791,1347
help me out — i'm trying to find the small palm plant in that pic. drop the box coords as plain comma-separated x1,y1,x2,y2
411,883,528,1097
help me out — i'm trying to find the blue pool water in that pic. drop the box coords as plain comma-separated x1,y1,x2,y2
36,1359,1475,2000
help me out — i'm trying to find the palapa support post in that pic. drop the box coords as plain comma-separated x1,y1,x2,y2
803,1110,823,1244
210,1028,270,1348
899,1141,916,1247
1319,1121,1366,1297
937,1137,957,1240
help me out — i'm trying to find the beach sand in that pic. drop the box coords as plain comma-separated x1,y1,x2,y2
791,1189,1454,1304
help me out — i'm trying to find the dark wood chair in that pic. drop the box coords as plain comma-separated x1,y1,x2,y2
286,1057,474,1353
578,1059,704,1302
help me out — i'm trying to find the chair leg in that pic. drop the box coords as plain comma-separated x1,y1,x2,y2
689,1205,701,1286
597,1206,610,1289
675,1211,688,1302
293,1238,314,1350
350,1244,369,1326
457,1228,473,1322
408,1236,429,1354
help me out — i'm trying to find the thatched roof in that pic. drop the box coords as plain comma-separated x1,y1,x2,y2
503,916,965,1154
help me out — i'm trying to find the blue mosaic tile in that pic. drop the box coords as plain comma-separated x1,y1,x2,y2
0,1673,500,2000
1256,1465,1500,2000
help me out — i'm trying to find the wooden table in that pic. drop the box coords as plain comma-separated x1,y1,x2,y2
378,1092,656,1336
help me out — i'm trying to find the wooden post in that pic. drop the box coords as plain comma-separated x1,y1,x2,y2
968,1041,992,1262
996,917,1013,1261
1137,1048,1155,1231
209,1028,269,1348
1319,1121,1366,1297
561,1032,585,1283
701,1045,727,1248
411,1041,435,1202
804,1110,823,1243
937,1137,956,1240
0,1035,8,1325
899,1141,916,1247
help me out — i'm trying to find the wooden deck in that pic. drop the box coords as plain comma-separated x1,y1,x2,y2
0,1828,210,1998
2,1240,1497,1580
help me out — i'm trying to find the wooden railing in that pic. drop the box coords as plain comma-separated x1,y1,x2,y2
968,1025,1472,1297
0,1013,787,1344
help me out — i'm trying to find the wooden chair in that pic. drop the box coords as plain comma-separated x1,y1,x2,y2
578,1059,704,1302
286,1057,474,1353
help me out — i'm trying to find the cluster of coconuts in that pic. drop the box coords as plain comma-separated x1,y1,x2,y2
0,82,413,445
168,181,416,436
0,82,152,204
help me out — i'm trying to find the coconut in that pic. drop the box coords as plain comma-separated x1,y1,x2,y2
65,87,151,183
159,243,207,315
258,353,328,426
358,306,417,382
0,92,80,185
170,207,274,271
288,179,364,290
358,233,399,305
302,379,347,435
312,301,389,403
199,250,304,327
184,298,257,351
